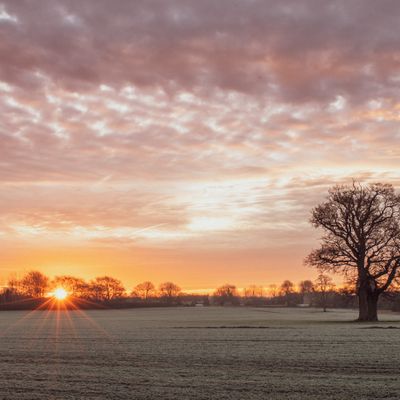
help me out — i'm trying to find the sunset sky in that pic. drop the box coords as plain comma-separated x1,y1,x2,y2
1,1,399,291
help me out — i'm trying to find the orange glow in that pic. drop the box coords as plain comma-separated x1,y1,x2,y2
52,288,69,301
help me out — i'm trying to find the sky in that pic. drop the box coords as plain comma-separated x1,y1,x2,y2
1,0,400,292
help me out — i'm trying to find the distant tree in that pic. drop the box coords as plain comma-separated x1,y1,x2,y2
299,280,314,294
158,282,181,302
7,275,22,295
268,284,278,298
280,280,295,306
51,276,87,297
243,285,263,298
20,271,49,297
1,274,21,303
243,285,265,306
89,276,125,301
306,182,400,321
280,280,294,296
314,273,335,312
0,288,16,303
337,284,357,308
133,281,155,299
213,284,239,306
299,280,314,305
214,284,238,297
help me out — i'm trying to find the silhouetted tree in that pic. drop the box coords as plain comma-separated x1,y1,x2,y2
158,282,181,302
213,284,239,306
133,281,155,299
6,275,21,295
243,285,265,306
243,285,263,297
51,276,87,297
280,280,294,295
89,276,125,301
268,284,278,298
299,280,314,305
314,273,335,312
306,182,400,321
299,280,314,294
20,271,49,297
336,284,356,308
279,280,295,305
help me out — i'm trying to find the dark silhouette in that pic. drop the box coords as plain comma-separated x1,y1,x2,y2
268,284,278,298
299,280,314,295
89,276,126,301
314,273,335,312
133,281,155,299
2,268,400,313
52,275,88,297
158,282,181,303
280,280,295,306
19,271,49,298
213,284,240,306
306,182,400,321
243,285,264,306
299,280,314,306
243,285,263,297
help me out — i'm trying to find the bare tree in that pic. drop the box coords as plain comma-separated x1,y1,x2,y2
299,279,314,305
213,284,239,305
243,285,263,298
280,280,295,304
51,276,87,297
268,284,278,298
306,182,400,321
299,280,314,295
133,281,155,299
158,282,181,302
20,271,49,298
214,284,238,297
7,274,21,295
89,276,125,301
280,280,295,296
314,273,335,312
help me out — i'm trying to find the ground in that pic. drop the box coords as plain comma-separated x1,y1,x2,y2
0,307,399,399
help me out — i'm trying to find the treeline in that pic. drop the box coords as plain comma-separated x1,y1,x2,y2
0,271,186,309
210,279,357,310
1,270,400,311
216,278,400,311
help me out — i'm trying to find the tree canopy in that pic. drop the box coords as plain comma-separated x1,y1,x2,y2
306,182,400,321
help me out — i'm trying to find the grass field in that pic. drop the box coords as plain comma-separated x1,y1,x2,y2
0,307,399,399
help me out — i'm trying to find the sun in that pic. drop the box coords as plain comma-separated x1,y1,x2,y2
53,287,68,301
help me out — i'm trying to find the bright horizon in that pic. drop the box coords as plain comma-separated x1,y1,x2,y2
1,1,400,292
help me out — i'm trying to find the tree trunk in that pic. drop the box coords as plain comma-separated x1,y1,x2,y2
357,284,380,321
357,285,369,321
367,292,379,322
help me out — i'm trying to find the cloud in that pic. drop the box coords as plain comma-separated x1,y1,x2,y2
0,1,399,102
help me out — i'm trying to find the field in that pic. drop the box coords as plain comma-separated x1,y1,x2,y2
0,307,399,399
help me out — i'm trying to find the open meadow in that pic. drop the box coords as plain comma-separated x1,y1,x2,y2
0,307,399,399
